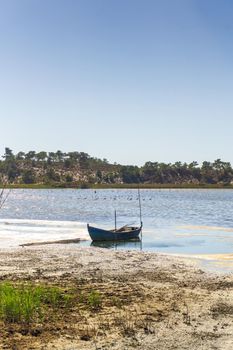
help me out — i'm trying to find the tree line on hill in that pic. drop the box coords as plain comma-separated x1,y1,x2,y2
0,147,233,186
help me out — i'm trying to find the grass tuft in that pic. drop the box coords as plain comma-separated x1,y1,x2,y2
0,282,70,324
87,290,102,309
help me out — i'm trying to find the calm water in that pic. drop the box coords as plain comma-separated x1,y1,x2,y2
0,189,233,255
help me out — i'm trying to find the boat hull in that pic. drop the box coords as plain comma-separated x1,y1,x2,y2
87,224,142,242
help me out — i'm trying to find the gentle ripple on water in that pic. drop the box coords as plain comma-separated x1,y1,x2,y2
0,189,233,254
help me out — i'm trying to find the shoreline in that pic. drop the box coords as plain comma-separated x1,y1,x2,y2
0,245,233,349
2,183,233,189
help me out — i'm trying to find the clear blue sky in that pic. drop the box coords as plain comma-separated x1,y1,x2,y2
1,0,233,166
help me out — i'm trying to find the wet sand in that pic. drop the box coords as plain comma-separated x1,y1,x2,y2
0,245,233,349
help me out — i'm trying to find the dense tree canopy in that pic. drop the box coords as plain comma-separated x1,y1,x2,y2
0,148,233,186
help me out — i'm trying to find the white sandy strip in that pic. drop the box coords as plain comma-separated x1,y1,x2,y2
169,252,233,263
0,219,90,248
158,252,233,274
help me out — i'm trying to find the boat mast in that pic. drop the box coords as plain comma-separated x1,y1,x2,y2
138,187,143,249
114,210,117,231
138,187,142,226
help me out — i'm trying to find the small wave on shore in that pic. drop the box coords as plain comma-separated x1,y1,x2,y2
0,219,89,248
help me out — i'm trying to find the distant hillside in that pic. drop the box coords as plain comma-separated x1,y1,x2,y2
0,148,233,187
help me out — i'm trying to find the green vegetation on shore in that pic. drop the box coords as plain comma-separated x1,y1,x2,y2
0,282,103,326
1,147,233,188
0,282,71,324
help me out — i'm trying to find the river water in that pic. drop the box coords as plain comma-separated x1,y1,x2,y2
0,189,233,257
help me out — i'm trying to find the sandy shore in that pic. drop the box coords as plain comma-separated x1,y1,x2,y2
0,245,233,349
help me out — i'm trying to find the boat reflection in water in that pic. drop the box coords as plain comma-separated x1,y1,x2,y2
90,239,141,250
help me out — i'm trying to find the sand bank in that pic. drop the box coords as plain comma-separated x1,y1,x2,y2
0,246,233,349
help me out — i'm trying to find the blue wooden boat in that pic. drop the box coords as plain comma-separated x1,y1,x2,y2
87,223,142,242
88,188,143,242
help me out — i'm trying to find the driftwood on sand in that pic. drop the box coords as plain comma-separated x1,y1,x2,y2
20,238,82,247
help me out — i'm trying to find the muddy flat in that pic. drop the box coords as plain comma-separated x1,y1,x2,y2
0,246,233,350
